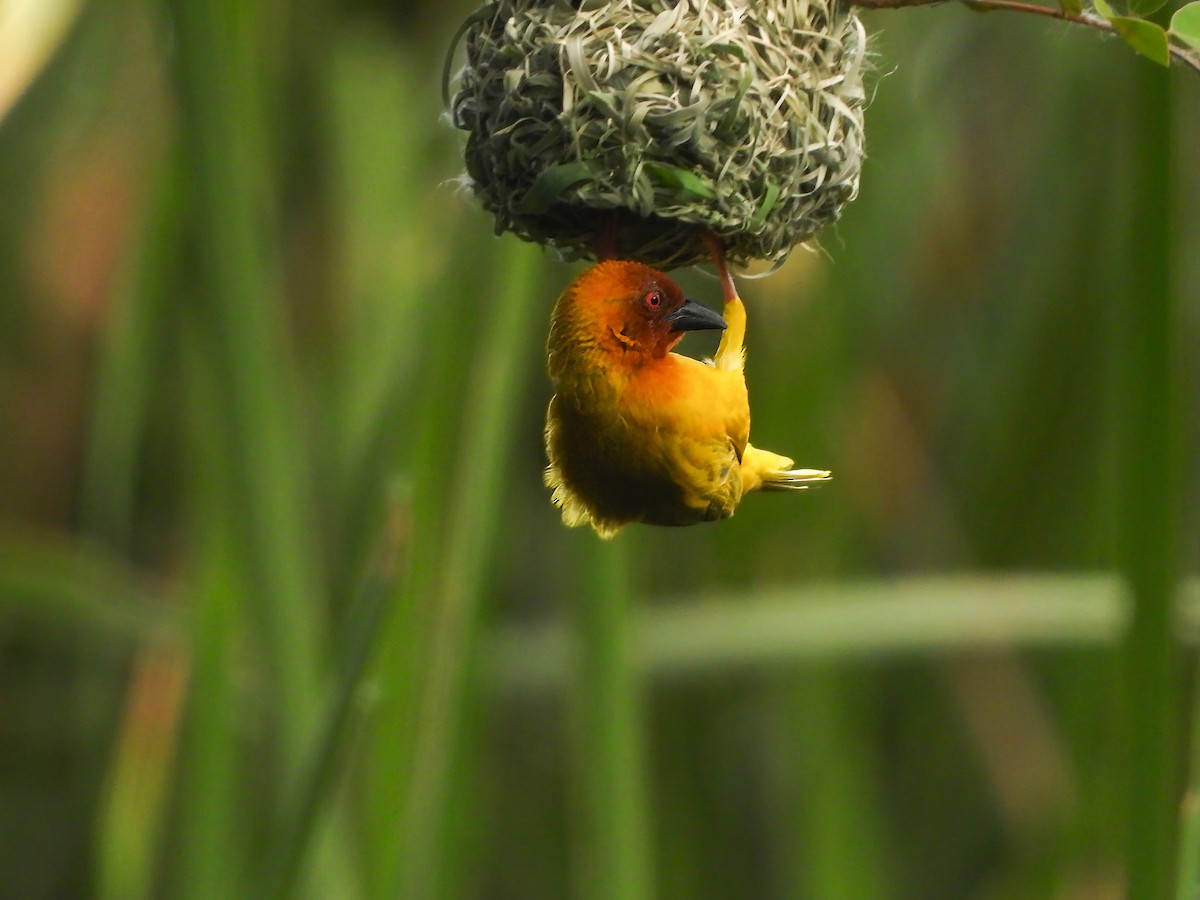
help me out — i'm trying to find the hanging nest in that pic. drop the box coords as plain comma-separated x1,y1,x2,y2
448,0,868,269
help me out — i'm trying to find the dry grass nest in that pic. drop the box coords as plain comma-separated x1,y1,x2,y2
449,0,868,270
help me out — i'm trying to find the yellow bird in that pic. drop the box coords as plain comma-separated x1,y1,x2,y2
544,252,829,538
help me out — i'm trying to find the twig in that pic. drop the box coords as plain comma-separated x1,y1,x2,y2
847,0,1200,75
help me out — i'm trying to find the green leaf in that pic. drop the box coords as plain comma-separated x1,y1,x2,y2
643,163,718,200
516,161,598,213
1093,0,1171,65
1171,1,1200,49
750,183,782,229
1126,0,1168,18
1111,16,1172,65
1060,0,1083,18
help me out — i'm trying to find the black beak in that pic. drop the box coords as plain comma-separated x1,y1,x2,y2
665,298,727,333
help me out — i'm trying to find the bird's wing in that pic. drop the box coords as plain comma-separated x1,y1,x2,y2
666,433,744,522
639,356,751,504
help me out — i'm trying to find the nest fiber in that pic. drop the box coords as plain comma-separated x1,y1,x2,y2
450,0,867,269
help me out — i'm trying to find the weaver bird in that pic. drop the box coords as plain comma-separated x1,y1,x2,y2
544,251,830,538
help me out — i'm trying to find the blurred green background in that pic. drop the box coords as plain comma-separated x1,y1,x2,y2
0,0,1196,897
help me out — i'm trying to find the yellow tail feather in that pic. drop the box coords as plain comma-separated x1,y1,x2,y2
741,444,831,494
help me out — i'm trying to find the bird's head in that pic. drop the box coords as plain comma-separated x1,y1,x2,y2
551,261,727,366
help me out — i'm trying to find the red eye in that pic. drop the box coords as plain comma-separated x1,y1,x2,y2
644,290,663,310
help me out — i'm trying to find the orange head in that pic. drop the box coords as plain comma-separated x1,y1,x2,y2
548,261,726,372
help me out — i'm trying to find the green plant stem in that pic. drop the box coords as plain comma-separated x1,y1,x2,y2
175,569,241,900
356,216,476,895
1120,62,1181,900
161,2,365,895
847,0,1200,74
787,669,891,900
572,536,653,900
389,239,543,898
79,157,180,552
0,531,172,641
172,374,249,900
490,574,1156,692
161,0,323,759
260,514,407,899
82,156,182,900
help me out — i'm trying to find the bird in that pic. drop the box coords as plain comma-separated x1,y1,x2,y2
543,247,830,538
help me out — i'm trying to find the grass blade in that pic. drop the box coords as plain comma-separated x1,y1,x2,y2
78,157,180,552
571,535,654,900
259,490,410,899
389,238,543,897
160,0,324,762
488,574,1142,691
95,639,190,900
1119,64,1182,900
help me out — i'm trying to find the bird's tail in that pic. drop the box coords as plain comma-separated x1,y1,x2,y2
741,444,832,494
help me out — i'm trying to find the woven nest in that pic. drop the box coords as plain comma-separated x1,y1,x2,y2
449,0,868,269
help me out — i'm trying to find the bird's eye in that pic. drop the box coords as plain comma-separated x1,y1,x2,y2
644,290,663,310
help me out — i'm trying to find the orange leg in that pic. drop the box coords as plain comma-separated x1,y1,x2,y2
594,212,619,261
703,233,746,374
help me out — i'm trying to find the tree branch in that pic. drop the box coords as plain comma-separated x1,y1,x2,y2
847,0,1200,75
